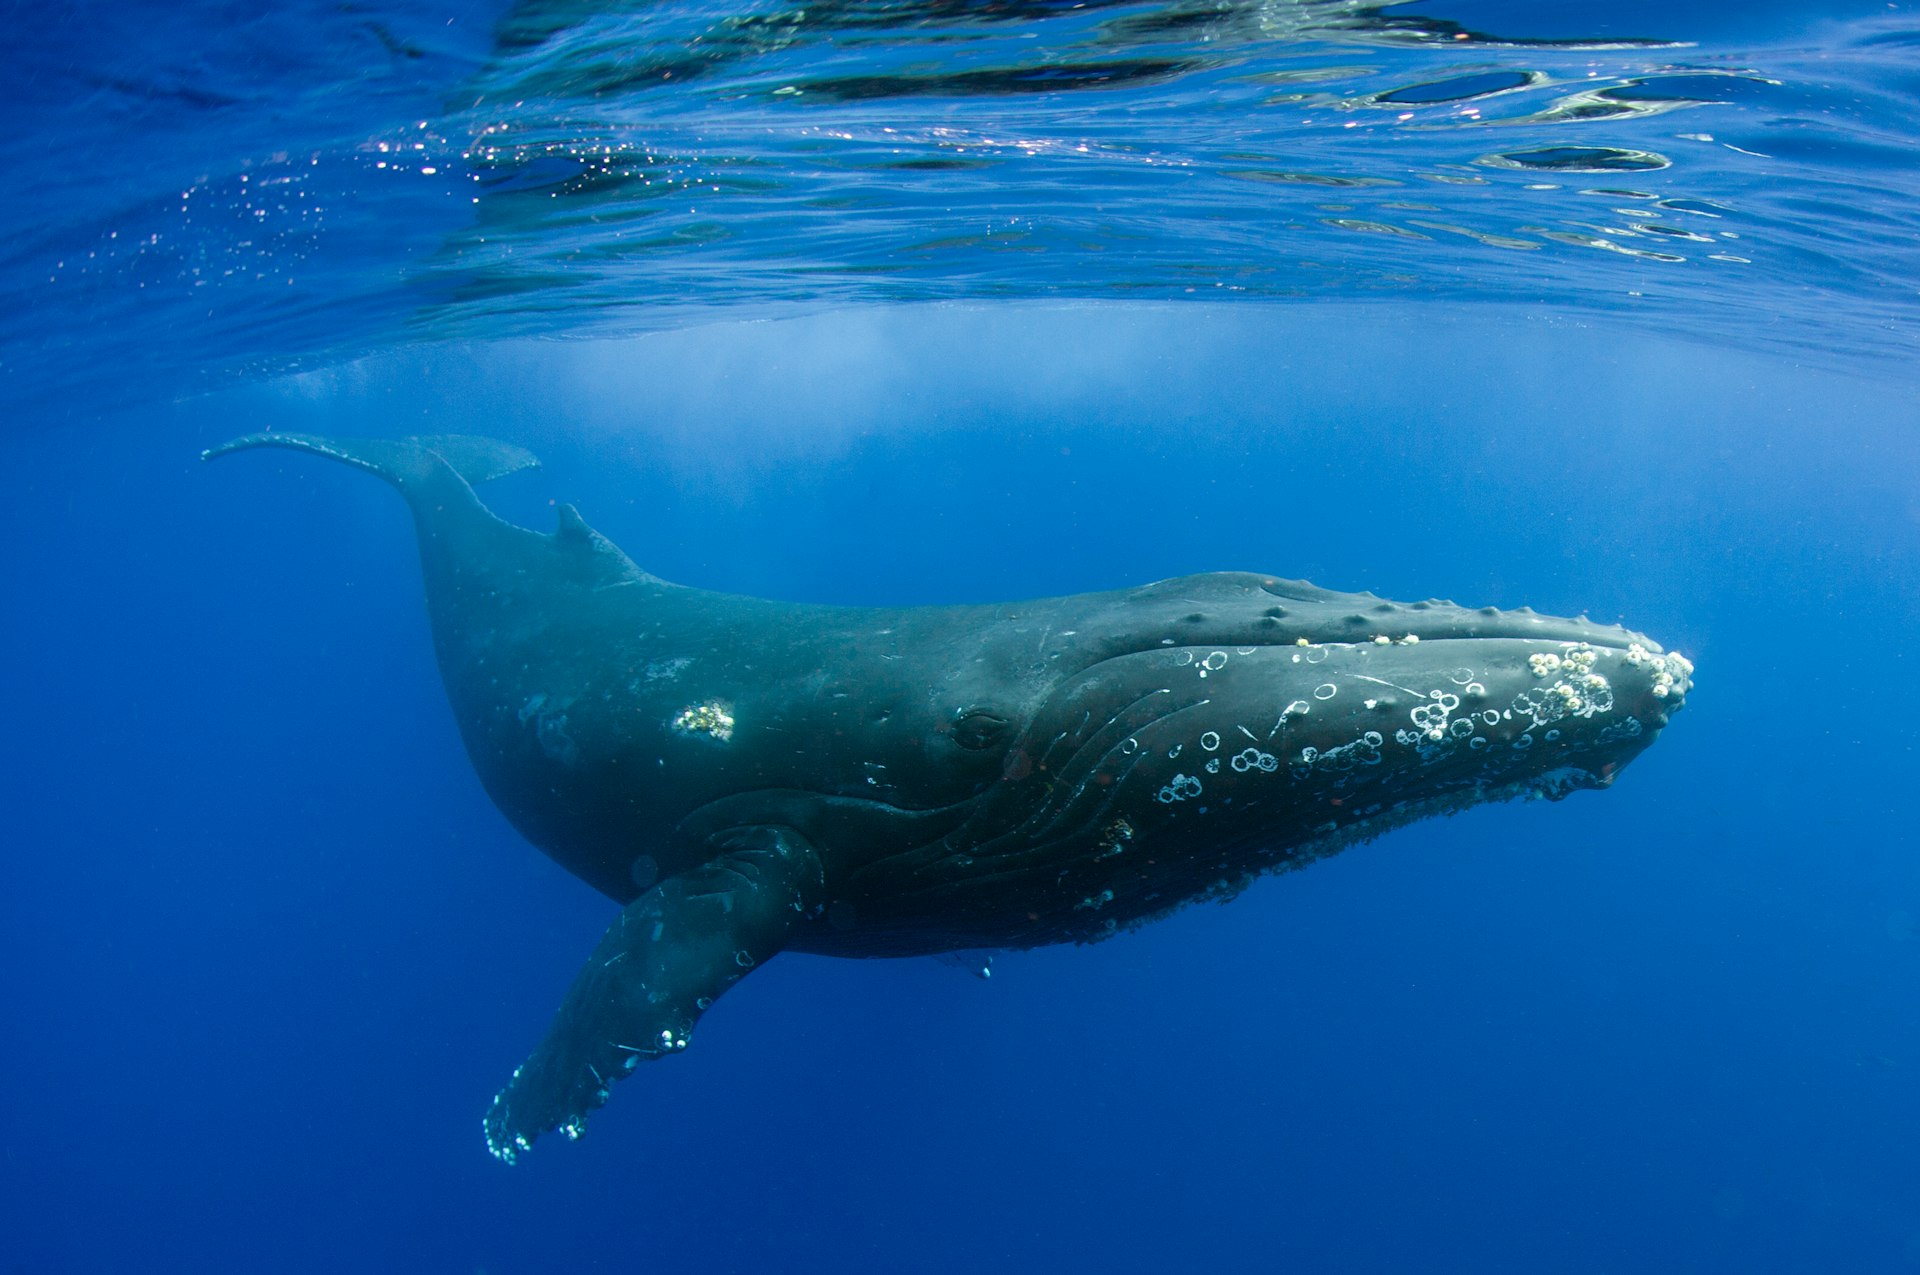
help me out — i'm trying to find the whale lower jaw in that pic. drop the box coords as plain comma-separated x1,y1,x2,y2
1062,767,1607,946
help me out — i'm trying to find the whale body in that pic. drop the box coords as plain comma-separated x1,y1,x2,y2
206,431,1694,1161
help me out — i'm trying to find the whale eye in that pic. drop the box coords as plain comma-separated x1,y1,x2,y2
951,707,1011,751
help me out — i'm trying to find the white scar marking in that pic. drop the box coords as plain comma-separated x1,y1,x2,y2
1351,673,1424,696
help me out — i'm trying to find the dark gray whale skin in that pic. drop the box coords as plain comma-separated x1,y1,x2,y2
205,432,1695,1162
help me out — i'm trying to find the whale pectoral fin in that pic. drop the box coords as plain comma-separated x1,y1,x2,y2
482,827,826,1164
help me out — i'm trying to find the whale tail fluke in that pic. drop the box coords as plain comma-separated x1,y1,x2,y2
201,432,539,490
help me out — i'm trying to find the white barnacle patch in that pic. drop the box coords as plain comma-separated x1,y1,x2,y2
1513,671,1613,729
1626,643,1695,699
672,700,735,743
1156,773,1204,804
1197,651,1229,678
1313,683,1338,700
1532,642,1598,681
1200,731,1221,751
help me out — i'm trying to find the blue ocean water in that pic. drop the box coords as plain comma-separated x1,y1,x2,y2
4,2,1920,1272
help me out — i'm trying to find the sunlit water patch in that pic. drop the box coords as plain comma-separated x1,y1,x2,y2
5,0,1918,407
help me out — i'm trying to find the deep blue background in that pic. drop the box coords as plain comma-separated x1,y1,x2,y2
5,306,1918,1272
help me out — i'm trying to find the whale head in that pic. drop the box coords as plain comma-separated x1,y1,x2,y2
920,573,1693,947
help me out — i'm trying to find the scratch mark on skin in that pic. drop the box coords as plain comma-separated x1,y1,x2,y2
1350,672,1424,696
1237,725,1259,741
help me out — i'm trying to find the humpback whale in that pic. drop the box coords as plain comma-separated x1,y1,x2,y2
206,432,1694,1162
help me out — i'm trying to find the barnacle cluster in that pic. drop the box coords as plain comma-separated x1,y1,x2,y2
1625,642,1694,699
1096,817,1135,858
1529,643,1600,680
1518,644,1614,726
672,701,735,742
